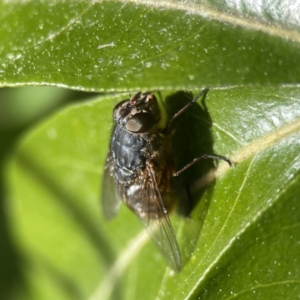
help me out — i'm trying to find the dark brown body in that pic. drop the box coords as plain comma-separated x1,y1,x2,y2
102,92,181,271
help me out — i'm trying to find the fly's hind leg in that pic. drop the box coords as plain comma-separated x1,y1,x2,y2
173,154,232,177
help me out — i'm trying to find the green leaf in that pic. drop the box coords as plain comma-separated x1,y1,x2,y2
1,1,300,90
2,1,300,299
6,86,300,299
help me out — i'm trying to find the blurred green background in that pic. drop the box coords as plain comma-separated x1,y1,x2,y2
0,87,95,299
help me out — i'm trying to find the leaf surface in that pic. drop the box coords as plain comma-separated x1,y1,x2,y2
1,1,300,90
6,87,300,299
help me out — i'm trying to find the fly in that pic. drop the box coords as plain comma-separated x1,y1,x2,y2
101,89,231,271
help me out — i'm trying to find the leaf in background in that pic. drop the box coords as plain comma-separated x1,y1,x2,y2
0,87,70,130
0,1,300,90
6,86,300,299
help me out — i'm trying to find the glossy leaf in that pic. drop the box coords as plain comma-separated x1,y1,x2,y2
6,86,300,299
1,1,300,91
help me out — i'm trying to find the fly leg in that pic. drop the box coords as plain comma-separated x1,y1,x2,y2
165,88,209,132
173,154,232,177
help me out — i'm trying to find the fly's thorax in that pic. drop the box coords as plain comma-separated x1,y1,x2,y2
110,125,166,183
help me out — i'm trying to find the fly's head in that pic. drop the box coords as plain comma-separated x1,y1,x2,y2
113,92,161,134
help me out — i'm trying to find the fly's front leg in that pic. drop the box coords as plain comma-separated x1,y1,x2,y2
165,88,209,132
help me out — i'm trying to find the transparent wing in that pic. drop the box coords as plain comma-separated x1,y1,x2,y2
101,153,121,220
125,162,181,271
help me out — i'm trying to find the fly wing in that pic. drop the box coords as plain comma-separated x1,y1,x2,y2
127,162,181,272
101,153,121,220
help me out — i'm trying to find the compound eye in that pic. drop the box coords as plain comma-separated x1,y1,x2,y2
126,113,156,133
